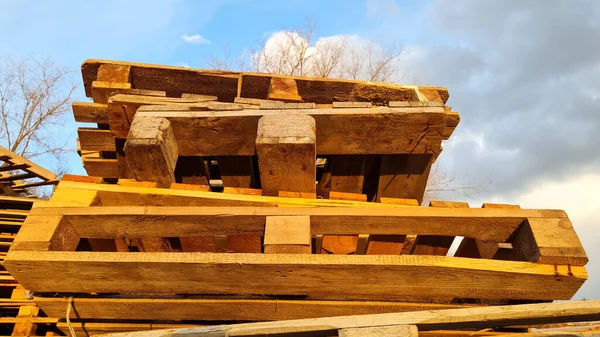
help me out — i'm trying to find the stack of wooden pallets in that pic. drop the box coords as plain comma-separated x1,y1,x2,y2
0,147,58,196
0,195,61,337
2,60,592,336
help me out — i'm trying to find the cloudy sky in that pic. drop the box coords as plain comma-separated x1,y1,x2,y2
0,0,598,299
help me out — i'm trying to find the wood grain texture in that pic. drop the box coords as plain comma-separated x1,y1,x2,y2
264,216,311,254
256,114,316,196
339,325,417,337
135,106,450,156
125,117,179,187
24,205,564,241
6,251,585,300
512,218,588,266
81,59,449,104
36,297,468,321
82,158,119,178
72,102,109,123
53,180,434,209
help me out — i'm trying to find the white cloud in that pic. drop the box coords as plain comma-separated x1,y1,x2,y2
181,33,211,44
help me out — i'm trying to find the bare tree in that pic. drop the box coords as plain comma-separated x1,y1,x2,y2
206,18,408,83
424,162,487,204
0,57,76,171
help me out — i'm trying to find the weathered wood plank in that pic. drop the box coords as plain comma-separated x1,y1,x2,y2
125,117,179,187
36,297,468,321
72,102,109,123
5,251,585,300
82,59,449,104
264,216,311,254
136,107,450,156
83,158,119,178
53,180,435,208
256,114,316,196
95,300,600,337
78,128,115,152
23,206,564,242
0,146,57,182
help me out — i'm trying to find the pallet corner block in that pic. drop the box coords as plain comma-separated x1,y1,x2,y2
256,114,316,196
124,116,179,188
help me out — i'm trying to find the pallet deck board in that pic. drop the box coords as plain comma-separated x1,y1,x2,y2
18,206,561,241
4,251,586,300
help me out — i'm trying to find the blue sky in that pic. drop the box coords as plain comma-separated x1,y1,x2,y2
1,0,599,299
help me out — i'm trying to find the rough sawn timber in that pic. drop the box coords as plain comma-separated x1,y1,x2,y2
81,59,449,105
4,252,585,300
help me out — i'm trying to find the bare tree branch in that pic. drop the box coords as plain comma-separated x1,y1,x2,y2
0,56,75,179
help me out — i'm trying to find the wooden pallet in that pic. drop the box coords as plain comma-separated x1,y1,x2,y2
0,196,60,337
94,300,600,337
0,147,58,196
3,180,588,326
73,60,459,205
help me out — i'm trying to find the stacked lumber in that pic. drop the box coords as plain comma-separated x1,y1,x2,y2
0,147,58,196
0,196,61,337
2,60,590,336
73,60,458,204
3,179,588,335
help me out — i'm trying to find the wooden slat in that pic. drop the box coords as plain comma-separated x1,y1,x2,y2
53,180,441,209
78,128,115,152
83,158,119,178
339,325,417,337
22,205,565,242
5,251,586,300
125,117,179,187
72,102,109,123
264,216,311,254
82,59,449,104
91,80,132,104
223,187,262,195
256,114,316,196
107,93,222,138
0,146,57,182
136,106,451,156
36,297,468,321
95,300,600,337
